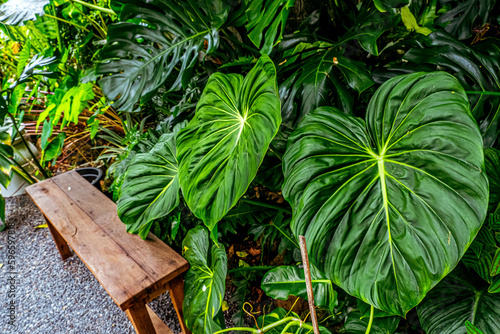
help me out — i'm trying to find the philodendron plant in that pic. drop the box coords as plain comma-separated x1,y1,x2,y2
282,71,489,316
115,52,498,332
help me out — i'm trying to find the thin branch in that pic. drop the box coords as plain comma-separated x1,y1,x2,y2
299,236,320,334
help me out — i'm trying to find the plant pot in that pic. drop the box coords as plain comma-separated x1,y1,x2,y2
75,167,103,191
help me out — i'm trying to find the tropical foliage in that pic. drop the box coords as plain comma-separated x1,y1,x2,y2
2,0,500,333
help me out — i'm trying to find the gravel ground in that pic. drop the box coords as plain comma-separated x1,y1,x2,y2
0,195,182,334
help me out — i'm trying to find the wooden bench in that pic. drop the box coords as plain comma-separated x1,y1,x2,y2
26,171,191,334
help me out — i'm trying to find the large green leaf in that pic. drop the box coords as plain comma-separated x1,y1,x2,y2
282,72,488,316
183,226,227,334
417,266,500,334
279,46,374,126
261,265,337,312
117,131,181,239
436,0,495,40
0,0,49,25
341,4,400,56
177,55,281,230
241,0,295,55
402,31,500,146
97,0,229,111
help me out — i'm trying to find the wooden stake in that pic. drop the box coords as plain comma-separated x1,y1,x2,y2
299,235,320,334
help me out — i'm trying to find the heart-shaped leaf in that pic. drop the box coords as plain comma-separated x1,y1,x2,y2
283,72,488,316
183,226,227,334
417,266,500,334
177,55,281,230
117,131,181,239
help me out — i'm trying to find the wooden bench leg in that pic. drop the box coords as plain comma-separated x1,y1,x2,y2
46,219,72,260
169,276,191,334
125,302,157,334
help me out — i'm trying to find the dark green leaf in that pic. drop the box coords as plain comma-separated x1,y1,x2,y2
43,132,65,164
283,72,488,316
177,55,281,230
485,148,500,212
261,265,337,312
341,5,400,56
183,226,227,334
41,120,52,151
374,0,410,12
357,299,394,319
489,275,500,293
491,248,500,276
335,56,375,93
242,0,295,54
418,266,500,334
279,46,373,126
436,0,495,40
117,132,180,239
97,0,229,111
279,48,340,126
403,31,500,146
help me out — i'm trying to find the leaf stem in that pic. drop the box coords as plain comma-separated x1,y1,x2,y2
365,305,374,334
71,0,116,15
212,317,311,334
44,14,90,32
466,91,500,96
68,0,107,38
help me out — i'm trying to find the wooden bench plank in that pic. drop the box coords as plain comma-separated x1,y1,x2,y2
50,171,189,288
26,180,156,309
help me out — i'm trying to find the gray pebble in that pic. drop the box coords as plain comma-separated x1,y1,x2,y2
0,195,182,334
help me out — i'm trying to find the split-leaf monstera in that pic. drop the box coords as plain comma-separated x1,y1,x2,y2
98,0,229,111
283,72,489,316
177,55,281,231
